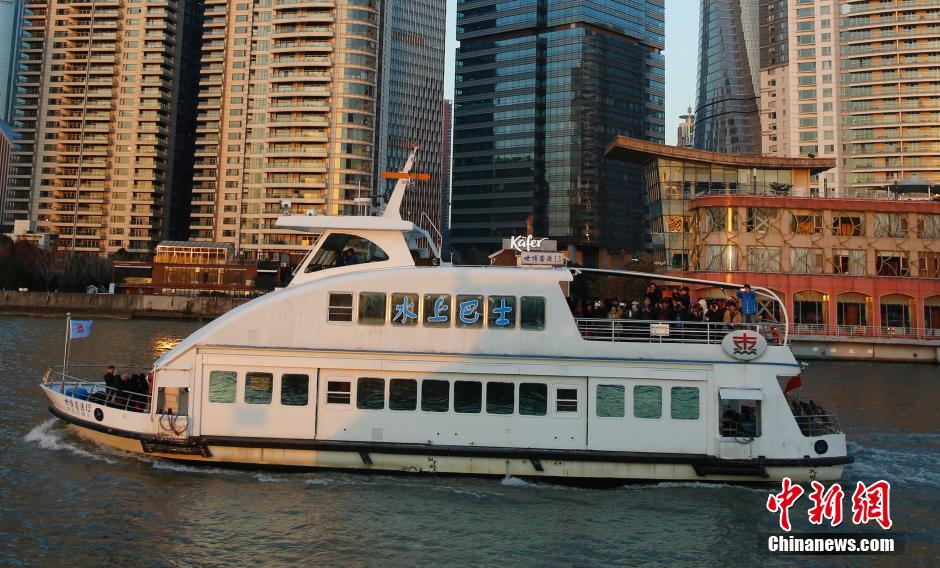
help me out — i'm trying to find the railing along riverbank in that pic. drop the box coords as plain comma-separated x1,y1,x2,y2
0,291,249,320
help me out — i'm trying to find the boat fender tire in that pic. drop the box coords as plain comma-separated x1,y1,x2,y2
814,440,828,455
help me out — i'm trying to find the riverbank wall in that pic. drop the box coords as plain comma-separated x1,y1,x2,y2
0,291,249,320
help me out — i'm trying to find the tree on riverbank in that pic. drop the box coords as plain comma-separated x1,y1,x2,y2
0,236,112,292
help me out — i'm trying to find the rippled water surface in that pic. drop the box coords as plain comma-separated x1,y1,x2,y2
1,316,937,566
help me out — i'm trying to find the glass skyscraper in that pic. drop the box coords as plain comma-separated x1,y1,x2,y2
451,0,665,265
376,0,445,235
693,0,762,155
0,0,25,123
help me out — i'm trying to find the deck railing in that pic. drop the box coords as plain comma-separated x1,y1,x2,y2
793,413,843,437
790,324,940,341
43,366,152,413
575,319,786,345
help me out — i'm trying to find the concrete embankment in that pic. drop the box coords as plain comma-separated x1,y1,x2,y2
0,291,250,320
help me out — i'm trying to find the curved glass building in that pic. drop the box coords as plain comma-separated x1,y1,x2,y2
694,0,762,155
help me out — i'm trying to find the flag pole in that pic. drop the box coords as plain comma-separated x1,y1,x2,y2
62,312,71,392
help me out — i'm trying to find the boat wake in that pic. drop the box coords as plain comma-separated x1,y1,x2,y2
845,441,940,488
24,418,117,464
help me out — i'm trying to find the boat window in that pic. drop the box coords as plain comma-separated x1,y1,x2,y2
305,232,389,273
281,374,309,406
389,378,417,411
556,388,578,413
633,386,662,419
423,294,451,328
421,379,450,412
521,296,546,330
207,371,237,404
596,385,625,418
671,387,700,420
245,372,273,404
356,377,385,410
456,294,484,328
358,292,387,325
720,399,762,437
326,380,351,404
487,295,516,328
328,293,353,322
454,380,482,413
519,383,547,416
486,382,514,414
390,293,419,327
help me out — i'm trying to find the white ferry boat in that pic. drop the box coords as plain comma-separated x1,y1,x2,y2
40,164,852,483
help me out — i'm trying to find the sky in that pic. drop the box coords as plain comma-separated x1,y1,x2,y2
443,1,700,146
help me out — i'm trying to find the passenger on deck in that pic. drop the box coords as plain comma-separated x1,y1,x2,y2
343,248,359,265
723,302,743,328
112,373,132,408
640,298,655,320
644,284,661,307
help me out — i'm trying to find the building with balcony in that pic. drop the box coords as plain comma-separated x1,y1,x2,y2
451,0,666,265
757,0,939,196
839,0,940,195
607,136,940,339
189,0,444,265
0,120,13,226
9,0,202,255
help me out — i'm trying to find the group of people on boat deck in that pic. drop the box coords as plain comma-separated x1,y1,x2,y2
571,283,762,324
101,365,150,411
569,283,782,343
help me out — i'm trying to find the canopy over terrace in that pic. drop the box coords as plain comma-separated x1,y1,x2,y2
603,136,836,174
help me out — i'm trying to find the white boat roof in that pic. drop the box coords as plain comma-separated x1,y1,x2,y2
275,215,415,233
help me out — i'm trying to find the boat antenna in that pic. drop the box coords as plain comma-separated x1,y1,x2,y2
382,145,422,220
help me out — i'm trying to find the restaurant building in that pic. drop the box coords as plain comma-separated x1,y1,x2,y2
112,241,257,297
606,136,940,336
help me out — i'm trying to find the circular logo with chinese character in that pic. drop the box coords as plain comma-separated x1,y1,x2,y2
722,329,767,361
94,408,104,422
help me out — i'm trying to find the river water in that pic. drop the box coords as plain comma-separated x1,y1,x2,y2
1,316,937,566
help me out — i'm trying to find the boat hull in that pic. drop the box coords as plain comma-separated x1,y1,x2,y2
55,408,848,483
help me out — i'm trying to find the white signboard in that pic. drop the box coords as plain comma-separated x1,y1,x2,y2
721,329,768,361
650,323,670,337
519,252,567,266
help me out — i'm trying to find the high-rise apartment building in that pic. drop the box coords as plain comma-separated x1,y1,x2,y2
0,121,14,224
694,0,762,154
8,0,201,254
677,106,695,147
191,0,444,263
758,0,939,195
839,0,939,193
0,0,26,123
376,0,445,234
451,0,666,265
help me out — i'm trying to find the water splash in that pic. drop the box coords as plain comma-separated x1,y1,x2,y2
150,460,240,476
24,418,116,464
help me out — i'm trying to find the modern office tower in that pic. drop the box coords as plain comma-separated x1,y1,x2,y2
0,0,25,123
677,106,695,147
452,0,666,265
191,0,444,263
839,0,940,194
440,98,452,233
8,0,201,254
694,0,762,154
375,0,445,235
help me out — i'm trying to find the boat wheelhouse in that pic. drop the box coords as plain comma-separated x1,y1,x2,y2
39,159,852,482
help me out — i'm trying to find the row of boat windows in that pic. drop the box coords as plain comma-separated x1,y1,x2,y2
327,292,547,330
205,371,700,420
